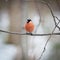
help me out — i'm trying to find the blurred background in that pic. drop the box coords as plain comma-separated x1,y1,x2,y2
0,0,60,60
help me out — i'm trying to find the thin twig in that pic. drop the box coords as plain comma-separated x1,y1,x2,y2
54,16,60,30
40,0,57,27
37,0,60,60
55,16,60,21
0,30,60,36
37,21,60,60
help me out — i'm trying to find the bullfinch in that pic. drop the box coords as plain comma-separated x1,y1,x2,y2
24,19,34,35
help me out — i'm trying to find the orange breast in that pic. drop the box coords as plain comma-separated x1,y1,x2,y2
25,22,34,32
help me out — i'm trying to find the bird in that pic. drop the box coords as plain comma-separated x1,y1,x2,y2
24,19,34,35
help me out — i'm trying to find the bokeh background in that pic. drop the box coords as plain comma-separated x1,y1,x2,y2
0,0,60,60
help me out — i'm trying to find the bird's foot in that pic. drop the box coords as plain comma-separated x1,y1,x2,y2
29,33,33,35
26,32,33,35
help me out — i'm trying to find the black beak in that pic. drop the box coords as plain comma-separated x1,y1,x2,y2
27,19,31,23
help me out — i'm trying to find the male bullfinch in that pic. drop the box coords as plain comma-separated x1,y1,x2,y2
24,19,34,35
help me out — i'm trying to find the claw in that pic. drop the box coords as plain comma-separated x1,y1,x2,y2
26,32,32,35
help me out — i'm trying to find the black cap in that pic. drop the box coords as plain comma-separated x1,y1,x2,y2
27,19,31,23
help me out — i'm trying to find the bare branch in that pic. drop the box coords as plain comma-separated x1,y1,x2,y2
54,16,60,22
54,16,60,30
37,0,60,60
0,30,60,36
39,0,57,27
37,18,60,60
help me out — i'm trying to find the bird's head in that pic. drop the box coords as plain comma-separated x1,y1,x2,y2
27,19,31,23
